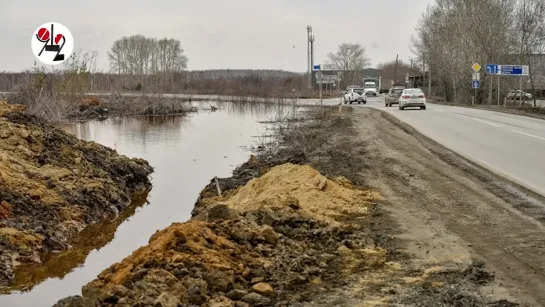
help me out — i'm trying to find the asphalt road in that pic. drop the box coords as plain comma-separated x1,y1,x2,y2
346,95,545,196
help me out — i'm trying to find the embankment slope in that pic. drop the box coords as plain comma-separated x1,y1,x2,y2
0,101,153,289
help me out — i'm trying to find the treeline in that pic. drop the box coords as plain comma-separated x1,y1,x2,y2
412,0,545,105
2,33,315,99
0,69,307,96
108,35,188,75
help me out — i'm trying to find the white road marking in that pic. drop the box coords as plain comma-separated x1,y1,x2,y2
470,117,500,127
454,113,501,127
511,129,545,142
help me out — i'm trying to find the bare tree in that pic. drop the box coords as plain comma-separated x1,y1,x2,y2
411,0,518,103
326,43,371,85
108,35,188,91
516,0,545,106
377,60,414,86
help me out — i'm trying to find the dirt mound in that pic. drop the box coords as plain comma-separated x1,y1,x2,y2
79,97,102,108
0,102,153,288
196,163,380,228
0,101,26,117
192,153,307,218
223,164,380,226
55,163,387,306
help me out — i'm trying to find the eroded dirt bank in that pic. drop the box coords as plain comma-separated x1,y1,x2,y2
0,101,153,289
55,107,524,306
66,96,198,122
57,163,390,306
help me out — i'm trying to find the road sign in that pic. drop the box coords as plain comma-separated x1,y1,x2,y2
472,63,481,72
485,64,498,74
316,80,336,84
321,63,337,71
313,64,321,71
472,72,480,81
472,80,480,88
498,65,529,76
319,75,340,81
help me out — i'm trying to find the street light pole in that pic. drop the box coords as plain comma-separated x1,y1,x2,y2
307,25,312,88
394,54,399,85
310,33,315,86
428,59,431,98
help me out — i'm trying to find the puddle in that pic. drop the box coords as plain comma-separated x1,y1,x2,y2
0,101,294,307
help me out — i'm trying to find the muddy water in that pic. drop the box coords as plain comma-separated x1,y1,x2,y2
0,102,293,307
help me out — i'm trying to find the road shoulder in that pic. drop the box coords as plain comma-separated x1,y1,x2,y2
429,100,545,121
351,107,545,306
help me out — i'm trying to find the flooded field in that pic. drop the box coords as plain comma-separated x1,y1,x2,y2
0,102,296,307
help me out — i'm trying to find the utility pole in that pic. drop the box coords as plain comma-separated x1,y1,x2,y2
306,25,314,89
422,52,426,89
394,54,399,85
428,62,431,98
498,75,501,105
488,73,493,105
307,25,311,89
310,33,315,87
519,0,524,104
319,71,322,106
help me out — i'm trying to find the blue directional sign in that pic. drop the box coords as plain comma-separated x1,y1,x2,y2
485,64,529,76
313,64,321,71
485,64,498,75
500,65,525,75
472,80,480,89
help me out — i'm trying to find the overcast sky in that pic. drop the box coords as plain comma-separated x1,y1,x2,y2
1,0,432,73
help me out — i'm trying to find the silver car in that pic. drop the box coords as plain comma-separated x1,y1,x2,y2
398,88,427,110
385,87,405,107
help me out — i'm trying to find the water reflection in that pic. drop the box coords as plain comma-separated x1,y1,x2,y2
1,102,275,307
219,101,302,122
4,192,149,294
61,116,191,154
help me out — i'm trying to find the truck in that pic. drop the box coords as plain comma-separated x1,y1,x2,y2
362,78,379,97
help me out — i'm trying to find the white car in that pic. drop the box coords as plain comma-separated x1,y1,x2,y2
344,88,367,104
363,83,378,96
506,90,532,100
398,88,427,110
364,88,377,97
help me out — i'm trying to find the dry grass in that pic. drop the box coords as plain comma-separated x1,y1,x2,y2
7,85,75,123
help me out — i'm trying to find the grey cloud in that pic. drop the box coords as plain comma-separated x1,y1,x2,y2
0,0,432,72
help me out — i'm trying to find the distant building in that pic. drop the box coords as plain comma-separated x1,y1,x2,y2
407,72,428,89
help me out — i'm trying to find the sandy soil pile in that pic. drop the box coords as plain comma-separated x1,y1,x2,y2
55,162,387,306
0,101,153,287
220,163,381,227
